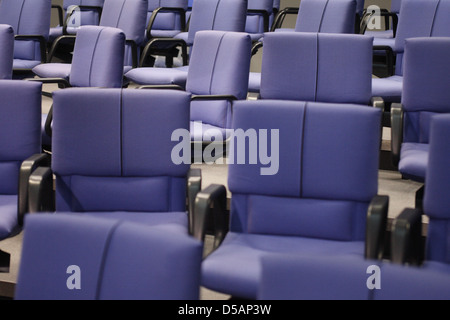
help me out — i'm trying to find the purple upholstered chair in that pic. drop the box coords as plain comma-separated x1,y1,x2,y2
31,25,126,150
0,0,51,78
15,214,203,300
0,25,15,80
195,99,385,299
145,0,188,39
390,37,450,184
371,0,450,104
245,0,274,41
0,80,42,272
257,114,450,300
138,0,248,68
46,0,147,73
27,87,202,236
248,0,358,94
256,32,373,106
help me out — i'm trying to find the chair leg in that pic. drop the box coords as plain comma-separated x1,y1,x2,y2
0,249,10,273
415,185,424,210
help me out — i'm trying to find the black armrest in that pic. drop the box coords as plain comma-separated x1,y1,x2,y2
137,84,185,90
251,40,263,56
146,7,187,40
365,195,389,260
390,103,403,167
14,35,47,64
28,166,55,214
247,9,270,33
373,45,395,76
193,184,228,249
25,77,71,89
125,39,139,68
191,94,238,102
52,4,64,27
139,37,188,67
390,208,424,265
271,7,298,31
18,153,51,225
187,168,202,235
47,34,77,62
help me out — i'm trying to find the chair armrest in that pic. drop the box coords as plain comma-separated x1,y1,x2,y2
191,95,238,102
373,45,395,76
247,9,270,33
137,84,185,91
251,41,263,56
25,77,71,89
28,166,55,214
187,168,202,235
139,38,188,67
365,195,389,260
47,34,77,62
390,103,403,167
18,153,51,225
146,7,187,40
271,7,298,31
193,184,228,249
14,35,47,64
52,4,64,27
390,208,424,265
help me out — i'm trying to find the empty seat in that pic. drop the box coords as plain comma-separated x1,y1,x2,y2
27,87,201,236
0,80,43,272
390,37,450,183
0,0,52,78
196,99,384,299
15,214,203,299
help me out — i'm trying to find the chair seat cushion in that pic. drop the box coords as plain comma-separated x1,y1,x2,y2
371,75,403,102
190,121,231,142
0,195,19,240
398,142,429,181
365,30,394,39
125,66,188,87
33,63,71,80
201,231,364,299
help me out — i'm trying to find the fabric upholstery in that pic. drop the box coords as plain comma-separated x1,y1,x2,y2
0,25,14,79
15,214,203,300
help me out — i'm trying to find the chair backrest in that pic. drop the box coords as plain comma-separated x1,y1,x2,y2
0,0,51,62
62,0,105,34
146,0,188,37
0,25,15,79
294,0,357,34
15,214,203,300
259,32,373,105
187,0,247,44
186,30,251,130
51,88,191,213
393,0,450,75
391,0,402,13
227,100,381,241
100,0,148,67
401,37,450,144
422,114,450,264
0,80,42,196
69,26,125,88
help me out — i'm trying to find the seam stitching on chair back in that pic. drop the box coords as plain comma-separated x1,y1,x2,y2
299,103,307,197
16,0,27,34
119,88,124,176
314,33,319,101
430,0,442,36
317,0,330,32
211,0,221,30
115,0,127,29
87,27,104,87
94,220,123,300
208,32,226,94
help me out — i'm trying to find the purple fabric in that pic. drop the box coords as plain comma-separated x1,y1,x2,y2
51,88,191,213
260,32,373,105
32,63,72,80
0,195,19,239
398,142,429,181
0,25,14,79
125,66,188,86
